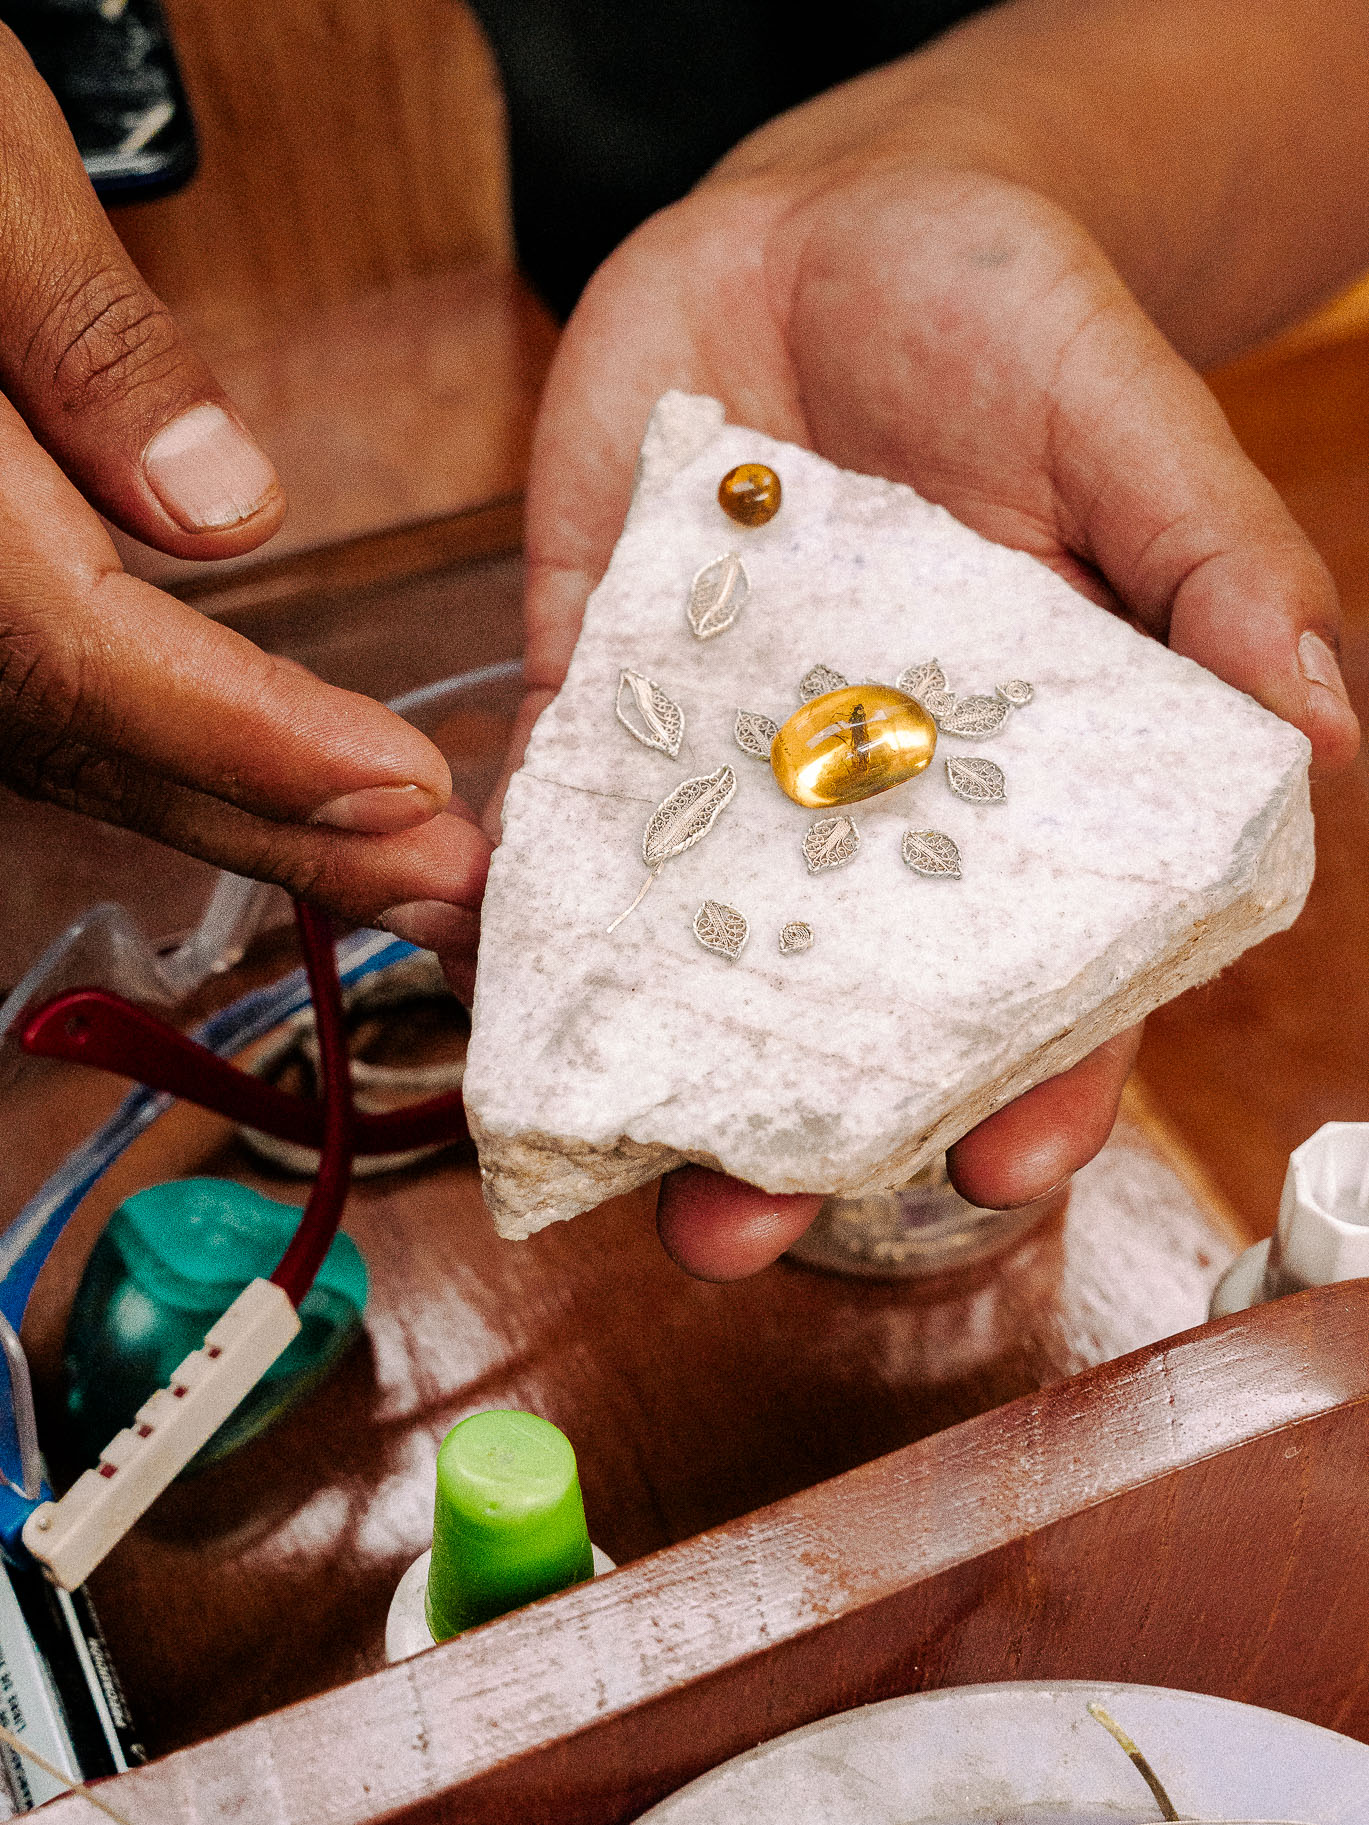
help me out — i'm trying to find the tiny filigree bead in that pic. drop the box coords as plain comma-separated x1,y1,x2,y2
718,462,781,527
770,685,937,809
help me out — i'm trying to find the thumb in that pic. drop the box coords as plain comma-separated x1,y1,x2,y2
0,26,282,559
1045,294,1361,776
785,172,1360,775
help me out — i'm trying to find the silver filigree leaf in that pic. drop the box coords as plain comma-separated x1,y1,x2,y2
642,765,736,867
616,669,683,757
687,553,749,640
996,679,1034,708
946,756,1006,803
902,829,962,878
921,688,958,722
734,708,779,759
694,899,748,960
896,659,946,700
779,921,813,954
938,693,1010,738
798,663,849,702
607,764,740,934
802,814,860,873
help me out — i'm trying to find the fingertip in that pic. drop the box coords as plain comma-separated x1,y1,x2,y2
344,807,492,917
1168,546,1360,777
375,899,479,958
947,1026,1141,1209
432,809,494,905
139,404,286,557
311,781,451,836
947,1127,1076,1212
1305,698,1362,779
483,688,554,840
656,1166,822,1281
438,950,478,1009
90,580,461,827
1297,631,1362,776
522,561,598,688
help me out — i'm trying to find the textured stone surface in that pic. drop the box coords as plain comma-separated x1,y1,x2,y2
465,393,1314,1239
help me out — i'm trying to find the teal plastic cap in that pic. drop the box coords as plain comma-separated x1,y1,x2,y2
424,1410,594,1641
111,1178,367,1317
64,1178,368,1471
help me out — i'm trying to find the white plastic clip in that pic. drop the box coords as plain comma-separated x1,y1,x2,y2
22,1279,300,1590
1211,1122,1369,1317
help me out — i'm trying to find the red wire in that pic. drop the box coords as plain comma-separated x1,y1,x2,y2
269,904,356,1307
19,989,471,1155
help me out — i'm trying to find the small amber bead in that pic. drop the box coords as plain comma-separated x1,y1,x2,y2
718,463,781,527
770,685,937,809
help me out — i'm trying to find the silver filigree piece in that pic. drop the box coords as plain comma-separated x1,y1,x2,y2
734,708,779,759
643,765,736,867
779,921,813,954
946,756,1006,803
902,829,962,878
922,687,959,722
996,679,1034,708
608,765,738,933
938,693,1010,738
688,553,749,640
615,668,683,758
895,659,946,700
798,663,849,702
802,814,860,873
694,900,748,960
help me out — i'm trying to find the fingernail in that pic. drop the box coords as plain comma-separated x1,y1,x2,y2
1299,630,1352,708
1023,1173,1073,1208
376,901,475,953
311,783,444,834
142,404,280,531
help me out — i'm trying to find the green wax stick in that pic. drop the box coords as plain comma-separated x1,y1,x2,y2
424,1410,595,1641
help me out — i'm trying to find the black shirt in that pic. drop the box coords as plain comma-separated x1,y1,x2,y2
468,1,995,315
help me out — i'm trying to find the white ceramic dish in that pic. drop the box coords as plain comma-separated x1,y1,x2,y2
637,1681,1367,1823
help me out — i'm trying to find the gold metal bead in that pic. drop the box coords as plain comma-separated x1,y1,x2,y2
770,685,937,809
718,462,781,527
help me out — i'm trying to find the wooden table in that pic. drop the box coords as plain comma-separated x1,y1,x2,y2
11,1081,1231,1761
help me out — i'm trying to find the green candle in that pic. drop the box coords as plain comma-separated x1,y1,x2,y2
424,1410,595,1641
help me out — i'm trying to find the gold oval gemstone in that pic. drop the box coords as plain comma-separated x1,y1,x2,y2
770,685,937,809
718,462,781,527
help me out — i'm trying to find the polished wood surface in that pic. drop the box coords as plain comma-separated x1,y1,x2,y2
115,0,511,328
107,0,557,599
1138,334,1369,1235
172,496,524,620
43,1273,1369,1822
16,1079,1233,1762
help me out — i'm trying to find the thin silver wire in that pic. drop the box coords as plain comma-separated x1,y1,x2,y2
0,1310,41,1500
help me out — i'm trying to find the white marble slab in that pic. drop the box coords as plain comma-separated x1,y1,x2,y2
465,393,1313,1238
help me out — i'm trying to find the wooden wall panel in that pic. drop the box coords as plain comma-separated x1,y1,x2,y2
106,0,558,592
114,0,513,343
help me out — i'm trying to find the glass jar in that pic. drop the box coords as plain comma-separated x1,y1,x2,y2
786,1154,1061,1280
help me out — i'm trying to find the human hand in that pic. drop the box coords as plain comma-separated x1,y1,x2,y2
513,92,1359,1277
0,29,489,970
